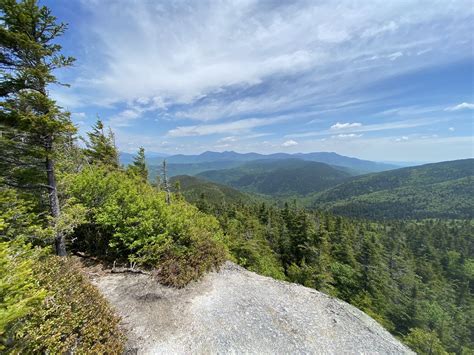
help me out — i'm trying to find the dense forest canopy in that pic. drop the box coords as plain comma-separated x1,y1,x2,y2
307,159,474,219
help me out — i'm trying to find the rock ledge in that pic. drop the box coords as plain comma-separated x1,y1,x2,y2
91,261,413,354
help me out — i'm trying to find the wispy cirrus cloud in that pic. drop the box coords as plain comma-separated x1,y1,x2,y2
330,122,363,130
288,118,442,138
71,0,473,112
333,133,363,139
167,117,284,137
49,0,473,161
445,102,474,111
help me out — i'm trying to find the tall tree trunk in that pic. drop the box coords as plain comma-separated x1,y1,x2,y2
162,160,171,205
45,136,66,256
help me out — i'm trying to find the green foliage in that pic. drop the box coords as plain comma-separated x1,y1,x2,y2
0,0,76,156
308,159,474,219
403,328,448,355
223,213,285,280
0,187,51,243
197,159,351,197
0,0,77,256
170,175,257,207
0,241,46,350
64,167,227,287
84,118,119,168
11,255,124,354
128,146,148,181
1,240,124,353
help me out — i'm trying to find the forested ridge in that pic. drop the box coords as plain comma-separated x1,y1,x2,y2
0,1,472,354
197,159,352,197
307,159,474,219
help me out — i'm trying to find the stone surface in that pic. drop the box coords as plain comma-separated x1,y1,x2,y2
90,261,413,354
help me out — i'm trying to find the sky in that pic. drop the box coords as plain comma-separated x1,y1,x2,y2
45,0,473,162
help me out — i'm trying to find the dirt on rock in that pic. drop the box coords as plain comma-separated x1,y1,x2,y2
84,260,413,354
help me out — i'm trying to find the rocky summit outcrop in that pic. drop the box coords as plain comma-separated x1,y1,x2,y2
89,261,413,354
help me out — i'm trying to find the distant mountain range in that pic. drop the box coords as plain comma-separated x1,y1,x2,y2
119,151,169,165
165,151,399,173
120,150,401,177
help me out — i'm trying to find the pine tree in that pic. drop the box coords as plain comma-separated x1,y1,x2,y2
84,118,119,168
314,228,334,293
0,0,75,256
128,147,148,181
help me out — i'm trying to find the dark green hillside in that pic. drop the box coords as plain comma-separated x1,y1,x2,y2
308,159,474,219
170,175,255,205
292,152,398,173
149,160,243,179
197,159,353,197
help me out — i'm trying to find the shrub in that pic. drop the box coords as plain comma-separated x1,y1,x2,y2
11,256,125,354
64,167,228,286
403,328,448,355
0,242,46,351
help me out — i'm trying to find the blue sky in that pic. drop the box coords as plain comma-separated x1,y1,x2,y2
45,0,473,161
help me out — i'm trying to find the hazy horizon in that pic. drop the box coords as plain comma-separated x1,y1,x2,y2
120,149,464,165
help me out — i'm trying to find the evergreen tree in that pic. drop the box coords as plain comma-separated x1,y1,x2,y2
314,228,334,294
0,0,75,256
84,118,119,168
128,147,148,180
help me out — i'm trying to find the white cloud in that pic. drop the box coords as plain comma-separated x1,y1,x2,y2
282,139,298,147
167,117,283,137
218,136,238,143
395,136,409,142
109,109,141,128
330,122,363,130
50,89,84,109
72,112,86,118
361,21,398,38
288,118,441,138
449,127,455,131
333,134,363,139
73,0,473,112
387,51,403,61
445,102,474,111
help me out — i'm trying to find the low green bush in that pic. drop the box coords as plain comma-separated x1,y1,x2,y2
1,239,124,353
64,167,228,287
10,255,125,354
0,242,46,351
